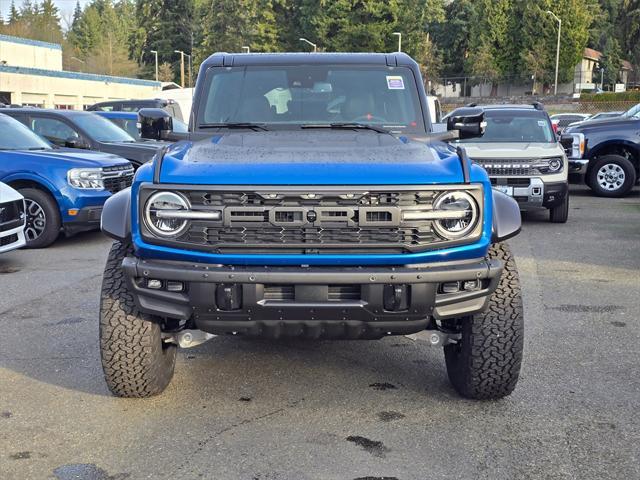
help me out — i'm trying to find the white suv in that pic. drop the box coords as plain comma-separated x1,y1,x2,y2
453,104,569,223
0,182,26,253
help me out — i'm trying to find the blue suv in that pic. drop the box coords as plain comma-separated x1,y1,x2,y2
100,53,524,400
0,113,133,248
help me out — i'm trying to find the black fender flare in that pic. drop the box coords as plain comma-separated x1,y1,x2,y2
491,190,521,243
101,188,131,241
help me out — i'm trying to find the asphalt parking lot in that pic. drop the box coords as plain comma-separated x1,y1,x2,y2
0,184,638,480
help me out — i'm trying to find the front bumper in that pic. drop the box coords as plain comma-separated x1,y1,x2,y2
569,159,588,175
122,256,503,339
0,225,26,253
493,179,568,210
63,206,103,235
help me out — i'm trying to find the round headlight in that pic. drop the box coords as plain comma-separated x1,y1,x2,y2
433,191,479,240
144,191,190,237
548,158,563,172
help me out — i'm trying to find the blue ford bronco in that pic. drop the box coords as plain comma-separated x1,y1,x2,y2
100,52,524,400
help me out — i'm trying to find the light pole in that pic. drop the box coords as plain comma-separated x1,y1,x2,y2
241,46,250,53
392,32,402,52
546,10,561,96
150,50,158,81
299,38,317,52
70,56,85,72
185,53,192,88
174,50,185,88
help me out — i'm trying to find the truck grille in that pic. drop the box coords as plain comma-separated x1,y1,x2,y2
140,186,483,254
0,200,24,232
103,164,134,194
475,158,533,176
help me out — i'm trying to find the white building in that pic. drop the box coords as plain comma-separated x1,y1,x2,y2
0,34,161,110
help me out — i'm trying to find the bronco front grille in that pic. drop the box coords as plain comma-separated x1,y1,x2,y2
475,158,533,176
139,186,484,254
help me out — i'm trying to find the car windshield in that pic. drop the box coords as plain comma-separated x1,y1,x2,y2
622,103,640,118
458,110,555,143
197,64,426,134
71,112,136,142
0,115,52,150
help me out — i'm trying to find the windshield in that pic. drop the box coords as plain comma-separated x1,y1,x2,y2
458,110,555,143
197,65,426,134
71,113,136,142
623,103,640,118
0,115,52,150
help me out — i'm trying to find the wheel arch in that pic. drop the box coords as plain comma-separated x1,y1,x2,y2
587,141,640,176
5,175,63,209
101,187,131,241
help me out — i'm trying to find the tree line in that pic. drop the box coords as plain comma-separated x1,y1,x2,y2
1,0,639,91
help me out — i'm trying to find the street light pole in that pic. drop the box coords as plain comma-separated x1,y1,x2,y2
174,50,185,88
546,10,561,96
392,32,402,52
150,50,158,82
299,38,317,52
185,53,192,89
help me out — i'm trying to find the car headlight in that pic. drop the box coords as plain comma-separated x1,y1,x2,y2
144,191,190,237
67,168,105,189
432,191,479,240
531,157,564,174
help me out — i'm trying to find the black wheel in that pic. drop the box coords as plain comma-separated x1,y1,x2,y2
19,188,61,248
99,241,176,397
444,243,524,400
587,155,636,197
549,193,569,223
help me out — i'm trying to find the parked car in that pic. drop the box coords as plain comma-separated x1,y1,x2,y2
586,111,623,121
550,113,591,133
564,102,640,197
0,182,26,253
87,98,184,122
95,111,188,141
453,104,569,222
0,113,133,247
1,108,164,168
100,52,525,400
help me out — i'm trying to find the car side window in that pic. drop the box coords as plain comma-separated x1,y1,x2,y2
31,117,79,146
120,104,138,112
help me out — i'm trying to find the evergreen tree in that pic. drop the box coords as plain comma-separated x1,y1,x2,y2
619,0,640,65
8,1,20,24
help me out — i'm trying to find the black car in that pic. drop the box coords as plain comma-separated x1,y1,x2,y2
1,109,165,168
564,103,640,197
87,98,183,122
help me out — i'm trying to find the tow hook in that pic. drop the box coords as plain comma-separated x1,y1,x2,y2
405,330,461,346
163,329,216,348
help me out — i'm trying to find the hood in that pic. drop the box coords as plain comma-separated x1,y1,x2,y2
9,148,130,168
158,131,468,185
101,141,163,164
565,116,638,133
458,142,563,159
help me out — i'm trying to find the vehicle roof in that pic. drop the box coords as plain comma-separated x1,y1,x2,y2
0,108,94,117
93,99,169,105
469,104,543,111
200,52,419,69
94,111,137,119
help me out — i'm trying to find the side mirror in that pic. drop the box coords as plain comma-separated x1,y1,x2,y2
65,137,84,148
447,108,486,139
139,108,173,140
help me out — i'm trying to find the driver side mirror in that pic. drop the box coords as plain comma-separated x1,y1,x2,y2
64,137,87,149
139,108,174,140
447,108,486,139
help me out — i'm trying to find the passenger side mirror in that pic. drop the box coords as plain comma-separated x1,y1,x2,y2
64,137,86,149
139,108,173,140
447,108,486,139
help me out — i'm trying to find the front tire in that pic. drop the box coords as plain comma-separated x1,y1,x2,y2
444,243,524,400
587,155,636,197
549,194,569,223
99,241,176,397
19,188,61,248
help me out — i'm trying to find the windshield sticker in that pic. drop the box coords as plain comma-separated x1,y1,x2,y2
386,76,405,90
538,120,546,126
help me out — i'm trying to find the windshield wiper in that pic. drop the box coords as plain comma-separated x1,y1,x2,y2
199,122,269,131
301,123,390,134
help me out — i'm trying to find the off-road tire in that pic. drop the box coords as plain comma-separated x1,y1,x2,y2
549,194,569,223
19,187,61,248
587,155,636,198
444,242,524,400
99,241,176,397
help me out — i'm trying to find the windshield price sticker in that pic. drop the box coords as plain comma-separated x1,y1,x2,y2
386,76,405,90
